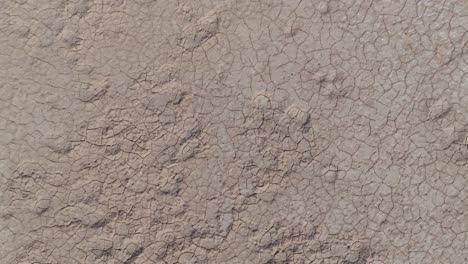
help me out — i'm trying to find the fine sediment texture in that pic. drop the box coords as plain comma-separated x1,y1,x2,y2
0,1,467,263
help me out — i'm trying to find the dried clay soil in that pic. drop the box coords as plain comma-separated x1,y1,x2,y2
1,0,468,263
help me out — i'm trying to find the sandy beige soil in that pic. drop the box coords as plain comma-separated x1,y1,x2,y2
0,0,468,263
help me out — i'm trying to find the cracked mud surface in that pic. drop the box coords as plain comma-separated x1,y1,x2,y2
1,0,468,263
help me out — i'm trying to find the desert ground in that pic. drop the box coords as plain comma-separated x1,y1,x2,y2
0,0,467,263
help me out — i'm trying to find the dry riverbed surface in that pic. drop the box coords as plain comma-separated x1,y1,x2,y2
0,0,468,263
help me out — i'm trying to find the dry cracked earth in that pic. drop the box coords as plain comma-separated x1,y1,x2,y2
1,0,468,263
